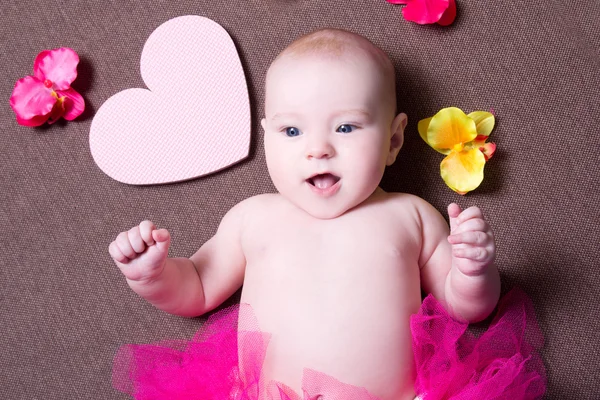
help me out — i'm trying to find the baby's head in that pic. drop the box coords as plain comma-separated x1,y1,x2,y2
262,29,407,219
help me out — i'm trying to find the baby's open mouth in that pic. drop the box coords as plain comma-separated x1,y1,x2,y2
307,173,340,189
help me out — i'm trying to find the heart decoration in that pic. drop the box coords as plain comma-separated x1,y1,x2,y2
90,16,251,185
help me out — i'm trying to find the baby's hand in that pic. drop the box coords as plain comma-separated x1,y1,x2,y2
108,220,171,282
447,203,495,276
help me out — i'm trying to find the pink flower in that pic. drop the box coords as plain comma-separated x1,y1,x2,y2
10,47,85,127
387,0,457,26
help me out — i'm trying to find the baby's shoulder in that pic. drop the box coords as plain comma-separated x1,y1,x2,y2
218,194,284,233
381,192,442,220
235,193,284,211
227,193,286,220
382,191,430,209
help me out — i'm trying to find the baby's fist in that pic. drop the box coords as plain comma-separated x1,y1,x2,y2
109,220,170,282
447,204,495,276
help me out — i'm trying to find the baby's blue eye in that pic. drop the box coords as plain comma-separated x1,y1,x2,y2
285,127,301,137
336,124,355,134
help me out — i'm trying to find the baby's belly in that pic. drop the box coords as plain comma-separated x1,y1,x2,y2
240,259,421,400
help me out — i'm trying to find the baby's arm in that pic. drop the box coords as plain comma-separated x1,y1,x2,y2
418,201,500,322
108,202,246,317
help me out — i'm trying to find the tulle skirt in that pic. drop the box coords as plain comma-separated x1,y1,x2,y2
113,289,546,400
411,289,546,399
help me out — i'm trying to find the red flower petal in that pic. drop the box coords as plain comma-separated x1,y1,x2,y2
10,76,57,121
33,50,51,81
389,0,450,25
33,47,79,90
56,88,85,120
16,113,51,127
480,142,497,161
404,0,450,24
437,0,456,26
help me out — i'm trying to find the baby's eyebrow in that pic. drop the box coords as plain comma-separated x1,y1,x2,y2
332,109,372,120
271,112,301,122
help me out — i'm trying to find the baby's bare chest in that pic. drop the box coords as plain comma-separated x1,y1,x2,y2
245,207,417,271
240,206,422,314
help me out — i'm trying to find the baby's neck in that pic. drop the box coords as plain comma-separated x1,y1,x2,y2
290,186,388,220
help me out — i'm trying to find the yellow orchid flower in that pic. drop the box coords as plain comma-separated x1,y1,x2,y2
418,107,496,195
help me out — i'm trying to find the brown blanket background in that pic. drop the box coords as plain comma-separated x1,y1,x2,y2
1,1,599,398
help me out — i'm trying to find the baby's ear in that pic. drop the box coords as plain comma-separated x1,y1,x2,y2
261,118,267,131
386,112,407,166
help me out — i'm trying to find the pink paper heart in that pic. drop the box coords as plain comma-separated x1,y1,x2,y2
90,16,250,185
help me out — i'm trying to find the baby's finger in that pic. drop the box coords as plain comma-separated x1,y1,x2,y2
452,218,490,235
109,241,129,264
139,220,156,246
453,246,489,262
457,206,484,224
447,203,462,233
127,227,146,253
115,231,136,259
152,229,171,253
448,231,490,246
152,228,170,243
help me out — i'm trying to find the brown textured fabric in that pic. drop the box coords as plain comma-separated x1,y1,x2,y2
1,1,599,399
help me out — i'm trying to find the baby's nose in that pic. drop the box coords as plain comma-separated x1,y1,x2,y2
306,138,335,159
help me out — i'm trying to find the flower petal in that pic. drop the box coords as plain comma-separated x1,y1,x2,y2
427,107,477,150
417,116,431,143
56,88,85,120
400,0,450,25
10,76,56,120
33,47,79,90
440,148,486,194
437,0,456,26
480,142,497,161
16,114,51,127
33,50,51,81
467,111,495,137
418,117,450,155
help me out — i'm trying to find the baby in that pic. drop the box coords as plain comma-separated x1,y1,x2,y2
109,29,500,400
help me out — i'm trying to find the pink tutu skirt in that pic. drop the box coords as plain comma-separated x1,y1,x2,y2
113,289,546,400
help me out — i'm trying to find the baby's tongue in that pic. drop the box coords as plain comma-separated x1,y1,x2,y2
312,174,337,189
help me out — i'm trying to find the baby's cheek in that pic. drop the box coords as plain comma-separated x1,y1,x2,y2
265,142,285,169
367,146,388,179
355,160,385,194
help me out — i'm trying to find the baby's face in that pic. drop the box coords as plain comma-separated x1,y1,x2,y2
262,51,401,219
